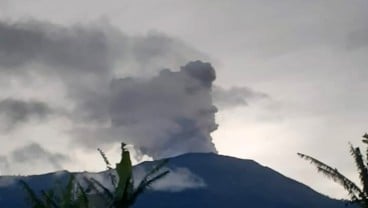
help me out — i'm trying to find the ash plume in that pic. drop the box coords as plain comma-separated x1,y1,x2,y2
0,19,265,164
107,61,218,158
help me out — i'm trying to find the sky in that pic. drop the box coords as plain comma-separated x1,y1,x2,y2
0,0,367,199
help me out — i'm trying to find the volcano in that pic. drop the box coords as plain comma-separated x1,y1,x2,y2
0,153,352,208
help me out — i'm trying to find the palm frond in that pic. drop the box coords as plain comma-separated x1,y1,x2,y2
40,190,58,208
60,175,75,207
297,152,363,202
98,148,117,188
98,148,112,169
363,134,368,168
363,133,368,140
82,177,114,207
129,159,170,205
132,169,169,203
19,180,46,208
91,143,170,208
349,144,368,200
75,182,90,208
143,159,169,181
135,159,169,191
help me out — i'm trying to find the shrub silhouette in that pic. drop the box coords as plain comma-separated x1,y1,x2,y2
20,142,169,208
20,174,89,208
90,143,169,208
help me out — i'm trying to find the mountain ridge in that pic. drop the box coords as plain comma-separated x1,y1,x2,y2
0,152,353,208
133,152,350,208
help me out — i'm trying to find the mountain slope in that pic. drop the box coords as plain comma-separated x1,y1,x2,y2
133,153,350,208
0,171,70,208
0,153,352,207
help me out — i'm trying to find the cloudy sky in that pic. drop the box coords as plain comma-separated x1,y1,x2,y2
0,0,367,199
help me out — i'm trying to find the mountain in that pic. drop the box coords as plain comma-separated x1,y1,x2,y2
133,153,351,208
0,153,353,208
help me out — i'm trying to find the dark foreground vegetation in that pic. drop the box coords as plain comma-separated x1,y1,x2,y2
2,134,366,207
19,143,169,208
299,133,368,208
0,151,351,208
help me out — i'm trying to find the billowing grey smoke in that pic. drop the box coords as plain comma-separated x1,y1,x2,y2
108,61,218,158
0,19,267,166
10,143,69,170
0,143,69,174
0,98,52,130
0,19,208,123
0,20,206,77
213,86,269,109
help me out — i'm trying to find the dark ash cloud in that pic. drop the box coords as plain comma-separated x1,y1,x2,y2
0,20,115,74
0,19,265,161
213,86,269,109
0,20,206,77
0,19,220,161
74,61,218,159
11,143,69,170
0,155,10,174
0,98,52,130
0,19,208,123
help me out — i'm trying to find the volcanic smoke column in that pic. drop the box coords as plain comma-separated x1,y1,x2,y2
110,61,218,159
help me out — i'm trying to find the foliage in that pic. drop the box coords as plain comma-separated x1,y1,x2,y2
20,142,170,208
91,143,170,208
298,133,368,207
19,174,89,208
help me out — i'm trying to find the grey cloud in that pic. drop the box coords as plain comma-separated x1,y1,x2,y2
0,19,268,162
0,156,10,174
130,32,209,75
0,20,206,77
11,143,69,170
0,98,52,130
0,19,208,124
213,86,269,109
109,61,218,158
346,28,368,49
73,61,218,159
0,20,114,74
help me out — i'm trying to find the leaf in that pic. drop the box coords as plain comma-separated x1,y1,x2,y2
97,148,117,188
349,145,368,200
297,152,363,202
115,144,133,202
19,180,46,208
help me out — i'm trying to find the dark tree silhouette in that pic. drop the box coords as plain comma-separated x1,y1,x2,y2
92,143,169,208
298,133,368,207
20,142,169,208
